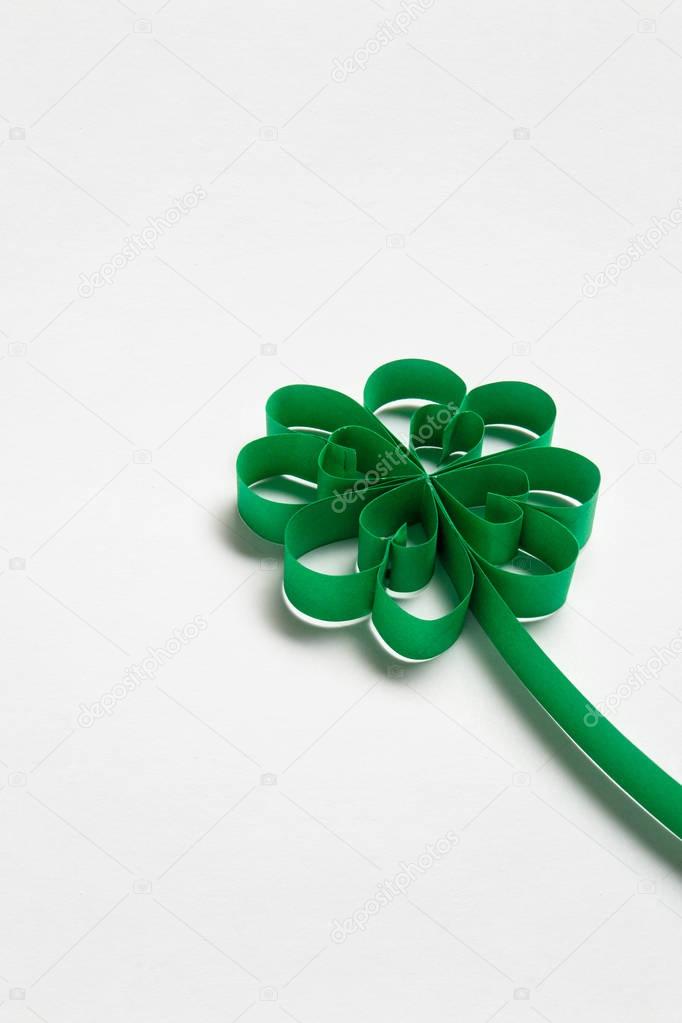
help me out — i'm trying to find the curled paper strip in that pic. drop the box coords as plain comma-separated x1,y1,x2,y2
236,359,682,838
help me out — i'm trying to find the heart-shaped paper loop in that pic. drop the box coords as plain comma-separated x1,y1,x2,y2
358,478,438,591
372,506,473,661
318,425,420,499
461,380,556,449
236,432,325,543
236,358,682,838
364,358,467,414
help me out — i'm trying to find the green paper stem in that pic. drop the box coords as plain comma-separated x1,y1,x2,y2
236,358,682,839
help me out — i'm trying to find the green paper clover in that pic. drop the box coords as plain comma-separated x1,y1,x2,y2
236,359,682,838
238,359,596,655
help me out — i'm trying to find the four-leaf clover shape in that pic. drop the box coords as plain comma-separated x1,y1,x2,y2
236,359,681,838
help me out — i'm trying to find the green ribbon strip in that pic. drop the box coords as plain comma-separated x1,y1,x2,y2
236,359,682,839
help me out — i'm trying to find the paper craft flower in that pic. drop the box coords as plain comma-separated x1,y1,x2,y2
236,359,681,838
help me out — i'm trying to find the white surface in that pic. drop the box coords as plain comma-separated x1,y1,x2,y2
2,1,682,1021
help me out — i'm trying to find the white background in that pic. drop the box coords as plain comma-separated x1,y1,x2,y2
1,0,682,1020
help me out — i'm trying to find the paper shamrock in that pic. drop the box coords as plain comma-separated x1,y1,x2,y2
236,359,681,838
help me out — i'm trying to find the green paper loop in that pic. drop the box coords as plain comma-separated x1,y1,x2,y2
236,358,682,839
